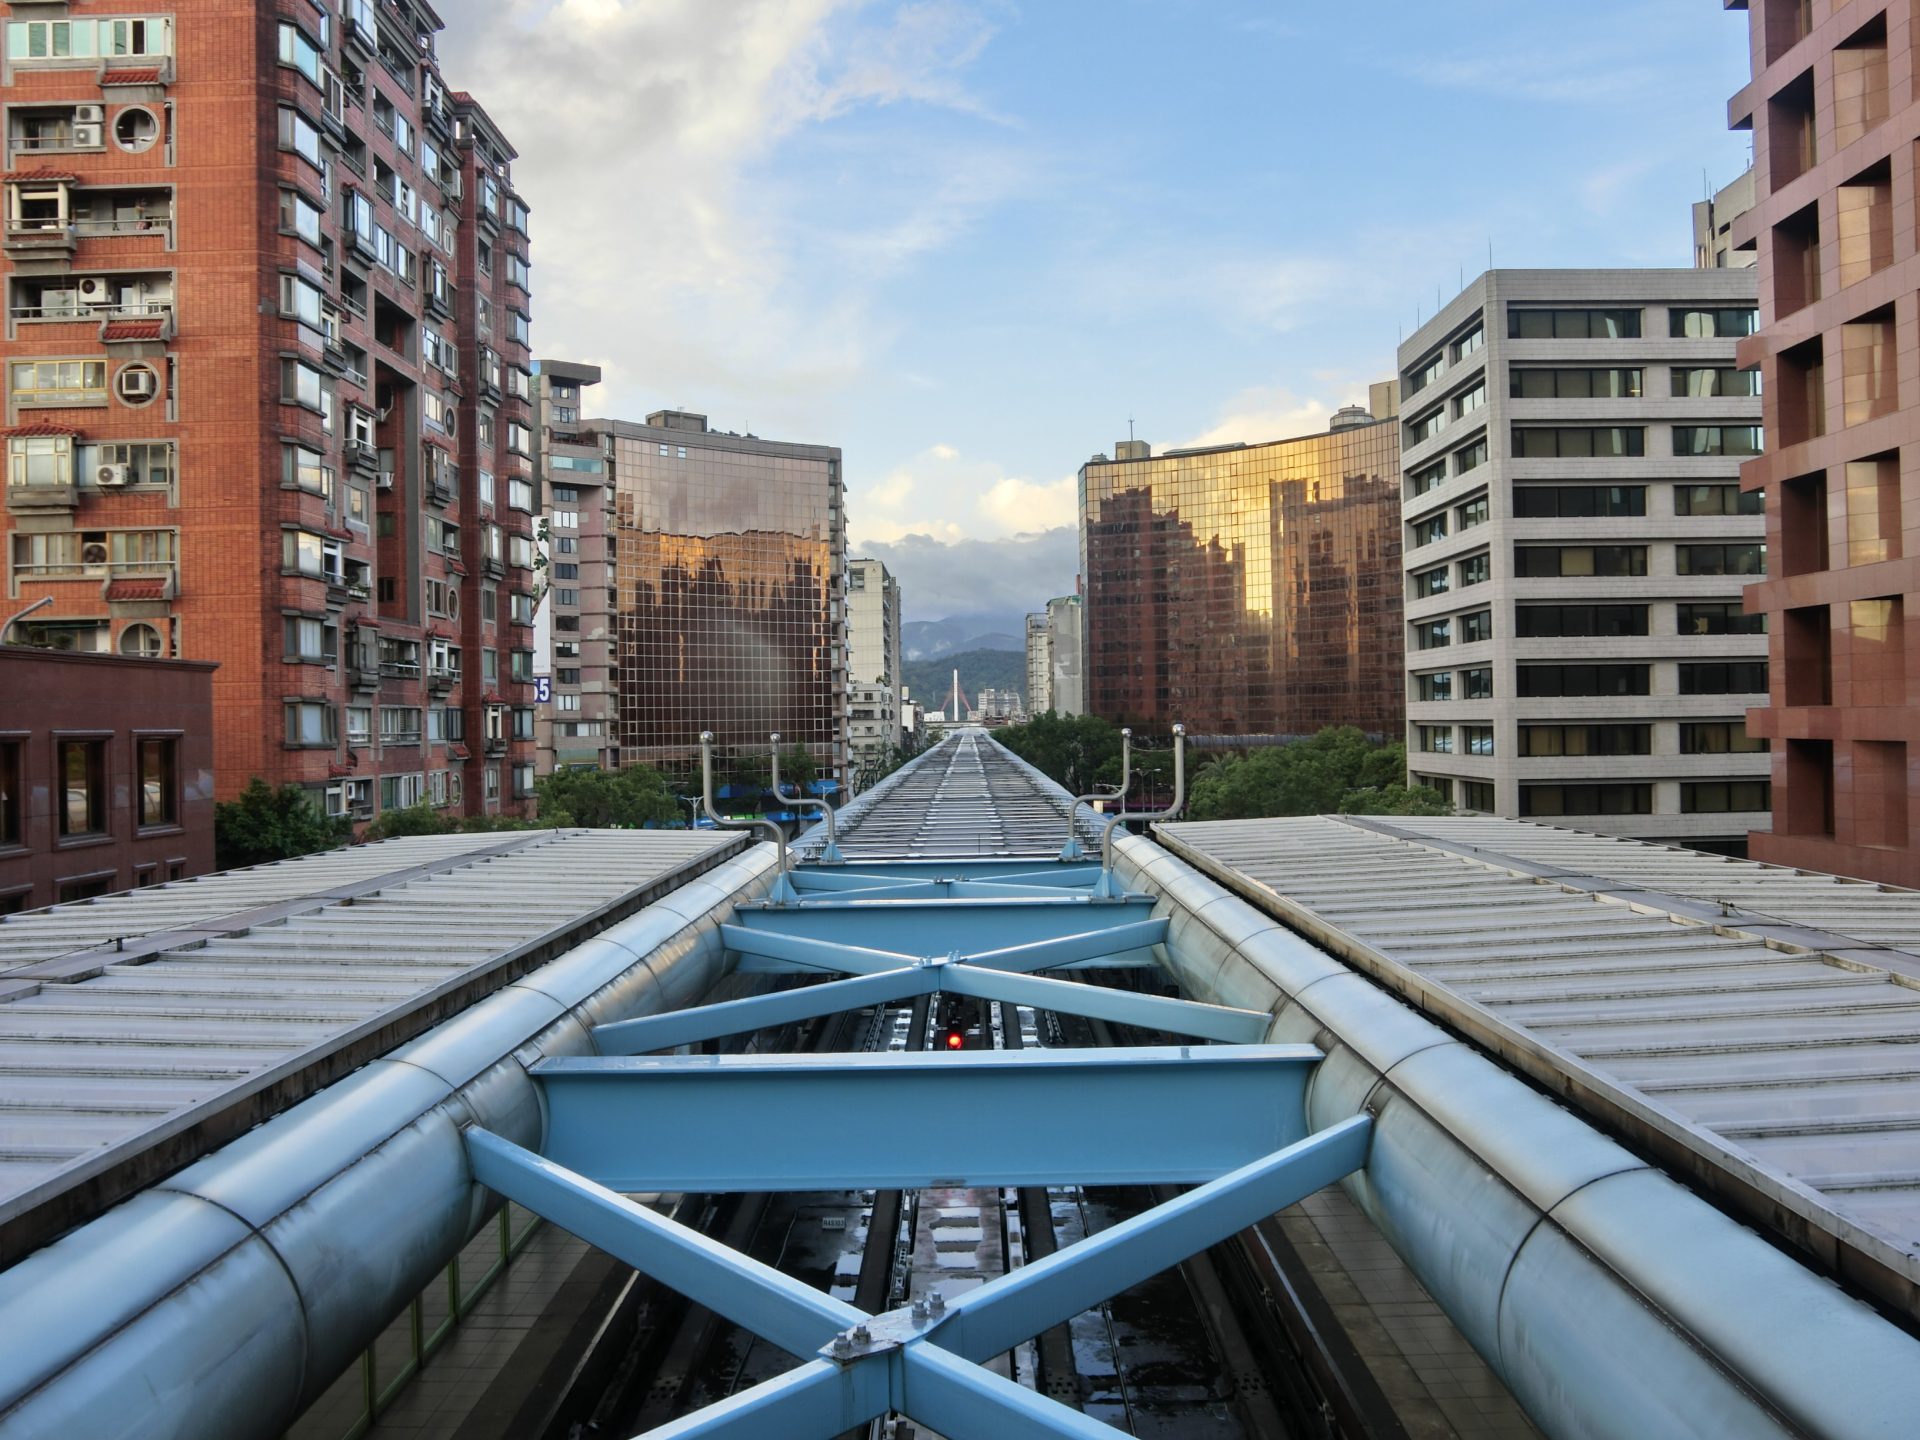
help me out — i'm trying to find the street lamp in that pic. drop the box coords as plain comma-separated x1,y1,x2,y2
1,596,54,647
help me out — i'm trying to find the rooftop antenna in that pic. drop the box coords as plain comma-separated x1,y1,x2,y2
1128,414,1135,442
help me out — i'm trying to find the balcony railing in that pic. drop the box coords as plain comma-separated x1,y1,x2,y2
10,298,174,323
379,660,421,679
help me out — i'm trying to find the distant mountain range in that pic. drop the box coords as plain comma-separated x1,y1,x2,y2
903,615,1027,660
901,648,1030,712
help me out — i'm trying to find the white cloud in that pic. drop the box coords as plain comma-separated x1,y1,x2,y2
978,474,1076,532
849,442,1072,544
1177,378,1382,451
855,527,1079,625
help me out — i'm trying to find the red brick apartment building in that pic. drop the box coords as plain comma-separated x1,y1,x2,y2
0,646,214,911
1,2,538,828
1728,0,1920,883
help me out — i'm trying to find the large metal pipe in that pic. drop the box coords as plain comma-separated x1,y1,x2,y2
0,848,779,1439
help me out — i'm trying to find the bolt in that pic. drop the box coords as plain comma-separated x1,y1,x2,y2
831,1334,853,1356
911,1297,930,1321
853,1324,871,1344
928,1289,946,1314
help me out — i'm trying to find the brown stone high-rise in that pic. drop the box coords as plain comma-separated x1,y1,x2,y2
1728,0,1920,883
2,2,538,825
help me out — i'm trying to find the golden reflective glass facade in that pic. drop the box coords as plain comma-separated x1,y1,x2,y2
605,424,846,776
1080,421,1405,737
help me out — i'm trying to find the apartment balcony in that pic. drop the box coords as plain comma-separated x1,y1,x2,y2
484,736,508,757
97,56,174,92
379,661,422,682
348,662,380,691
427,666,460,695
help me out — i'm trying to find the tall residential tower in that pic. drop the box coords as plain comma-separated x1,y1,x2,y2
846,555,901,782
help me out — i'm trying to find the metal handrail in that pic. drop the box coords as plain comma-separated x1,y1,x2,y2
1096,725,1186,893
1061,727,1130,860
769,732,843,863
701,730,795,903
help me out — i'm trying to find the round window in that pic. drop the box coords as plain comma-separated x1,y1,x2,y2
447,587,460,620
119,623,163,658
115,363,160,406
114,108,159,153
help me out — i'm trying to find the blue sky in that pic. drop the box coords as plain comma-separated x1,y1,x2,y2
441,0,1754,627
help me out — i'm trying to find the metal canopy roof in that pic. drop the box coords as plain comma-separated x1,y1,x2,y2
1154,812,1920,1321
0,827,739,1261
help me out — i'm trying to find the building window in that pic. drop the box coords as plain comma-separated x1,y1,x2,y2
1511,427,1645,458
1513,485,1645,518
1411,514,1448,547
1414,671,1452,702
284,701,336,747
1515,604,1648,638
137,737,177,827
1457,553,1490,587
1681,781,1772,813
1675,543,1766,576
1520,724,1650,757
1453,438,1487,474
1677,602,1766,635
1463,725,1494,756
277,106,322,169
1675,483,1764,516
1451,381,1487,419
1416,725,1453,754
1508,308,1641,339
281,358,325,412
57,738,106,836
1414,618,1451,650
1520,784,1652,816
1459,780,1494,810
1680,721,1769,754
1669,307,1759,338
1672,367,1761,397
1412,565,1450,599
1516,664,1650,698
1461,667,1493,700
1677,661,1770,694
0,741,21,847
1406,351,1445,395
10,359,107,405
1513,545,1647,578
1674,425,1763,457
1455,495,1489,529
1511,368,1643,399
1452,325,1485,362
7,433,73,487
1460,610,1492,643
1407,407,1446,446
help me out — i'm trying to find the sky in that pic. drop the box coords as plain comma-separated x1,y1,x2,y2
438,0,1756,630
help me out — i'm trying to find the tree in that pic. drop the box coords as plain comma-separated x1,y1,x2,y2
363,802,456,841
1185,726,1451,821
214,778,352,870
534,763,681,828
778,742,818,793
995,712,1127,796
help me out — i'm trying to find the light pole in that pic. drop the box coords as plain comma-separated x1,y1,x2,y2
1,596,54,647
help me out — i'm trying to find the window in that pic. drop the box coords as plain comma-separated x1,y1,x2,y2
283,444,334,501
6,17,174,60
119,623,163,658
277,22,323,84
1682,781,1772,813
1515,604,1648,638
553,562,579,580
1681,721,1769,755
1678,661,1769,694
509,650,535,682
1677,602,1766,635
381,707,423,745
506,422,532,455
555,693,581,713
1511,368,1643,399
1459,780,1494,810
554,587,579,607
278,107,323,169
1407,407,1446,445
8,433,72,488
508,476,535,511
1411,514,1448,547
1415,618,1451,650
1463,726,1495,757
1670,307,1759,338
0,741,19,847
1407,459,1447,497
1675,543,1766,576
1452,325,1484,362
1406,351,1445,394
284,701,335,747
281,189,324,247
284,615,338,662
1508,308,1641,339
1513,546,1647,578
1415,671,1452,702
1674,483,1764,516
381,773,426,811
1520,725,1650,757
1456,495,1489,529
55,738,106,837
1511,427,1645,458
137,737,177,827
1672,367,1761,397
11,359,107,405
1674,425,1763,457
1520,784,1652,817
1460,610,1492,643
1516,664,1650,697
281,358,325,412
1413,565,1450,599
1416,725,1453,754
1452,381,1486,419
551,509,578,529
1461,667,1493,700
1453,438,1487,474
281,529,340,579
1512,485,1646,519
346,706,372,746
1458,553,1490,587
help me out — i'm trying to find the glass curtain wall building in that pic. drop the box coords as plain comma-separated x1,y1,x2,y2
1078,405,1404,739
593,411,847,781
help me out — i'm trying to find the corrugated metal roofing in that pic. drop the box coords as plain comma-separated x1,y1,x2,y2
815,731,1102,860
1154,812,1920,1320
0,827,739,1258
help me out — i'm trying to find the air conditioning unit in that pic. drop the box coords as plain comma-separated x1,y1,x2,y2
72,123,102,148
377,471,395,490
76,277,112,305
117,366,157,398
74,105,104,124
96,463,132,487
81,541,109,566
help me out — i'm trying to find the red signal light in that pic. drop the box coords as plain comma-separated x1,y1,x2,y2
945,1031,965,1050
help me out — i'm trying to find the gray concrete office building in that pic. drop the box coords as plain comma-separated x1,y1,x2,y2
1046,593,1085,716
1025,612,1052,714
1397,270,1769,850
846,556,902,783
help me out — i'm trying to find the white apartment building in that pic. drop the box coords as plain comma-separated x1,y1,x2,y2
1397,270,1769,851
1025,612,1052,714
1045,594,1084,716
847,556,902,780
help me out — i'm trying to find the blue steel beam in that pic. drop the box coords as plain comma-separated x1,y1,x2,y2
594,967,941,1055
957,917,1169,971
930,1114,1373,1363
640,1358,892,1439
730,897,1158,954
464,1128,863,1356
900,1342,1119,1439
533,1046,1323,1192
717,925,920,976
940,964,1269,1043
